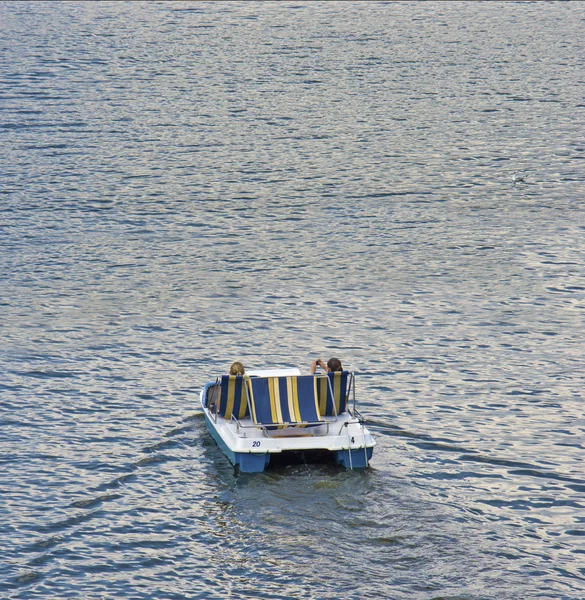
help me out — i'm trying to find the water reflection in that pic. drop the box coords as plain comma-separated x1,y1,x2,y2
2,0,585,598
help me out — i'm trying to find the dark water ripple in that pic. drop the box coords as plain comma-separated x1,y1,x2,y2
1,1,585,598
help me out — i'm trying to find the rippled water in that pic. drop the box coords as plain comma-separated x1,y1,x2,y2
1,2,585,598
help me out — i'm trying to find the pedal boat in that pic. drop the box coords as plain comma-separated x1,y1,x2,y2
200,368,376,473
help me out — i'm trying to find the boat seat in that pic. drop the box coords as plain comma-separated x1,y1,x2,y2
215,375,249,420
247,375,323,430
315,371,352,416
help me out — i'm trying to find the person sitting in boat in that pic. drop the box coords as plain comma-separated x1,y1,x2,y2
206,362,245,409
229,361,245,376
310,357,343,374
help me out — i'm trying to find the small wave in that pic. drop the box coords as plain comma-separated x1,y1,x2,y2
69,493,122,509
14,370,80,379
141,439,181,454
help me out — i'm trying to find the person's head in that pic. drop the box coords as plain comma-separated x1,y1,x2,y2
327,357,343,372
229,361,245,376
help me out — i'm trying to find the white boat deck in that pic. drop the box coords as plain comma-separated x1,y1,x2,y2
204,409,373,455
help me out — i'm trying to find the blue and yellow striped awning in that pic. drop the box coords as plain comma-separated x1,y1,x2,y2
316,371,351,416
248,375,322,427
218,375,248,420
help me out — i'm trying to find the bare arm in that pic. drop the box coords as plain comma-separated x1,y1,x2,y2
310,359,327,374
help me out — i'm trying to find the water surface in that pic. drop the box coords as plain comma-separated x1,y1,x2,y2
1,2,585,598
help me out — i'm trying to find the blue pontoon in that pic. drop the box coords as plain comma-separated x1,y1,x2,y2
200,368,376,473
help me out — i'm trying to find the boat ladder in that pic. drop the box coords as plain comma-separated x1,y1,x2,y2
342,421,369,471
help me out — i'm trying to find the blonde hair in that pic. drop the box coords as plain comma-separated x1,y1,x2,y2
229,361,245,376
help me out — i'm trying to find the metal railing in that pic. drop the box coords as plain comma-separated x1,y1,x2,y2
207,371,367,437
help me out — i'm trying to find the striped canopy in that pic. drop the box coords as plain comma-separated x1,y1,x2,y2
247,375,322,427
315,371,351,416
217,375,249,420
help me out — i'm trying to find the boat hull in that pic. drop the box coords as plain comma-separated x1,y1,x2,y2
204,411,271,472
334,446,374,469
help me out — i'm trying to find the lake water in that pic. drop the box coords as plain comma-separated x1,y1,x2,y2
1,2,584,598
